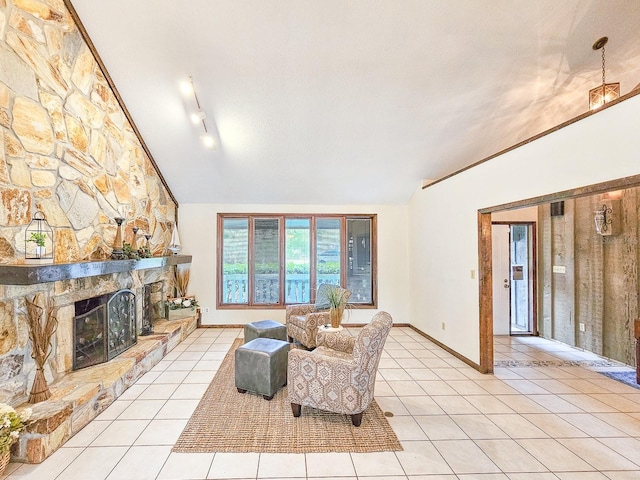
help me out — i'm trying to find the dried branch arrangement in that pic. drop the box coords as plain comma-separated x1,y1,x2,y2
25,294,58,403
174,265,191,298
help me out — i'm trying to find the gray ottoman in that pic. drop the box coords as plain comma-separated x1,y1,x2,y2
244,319,287,343
235,338,289,400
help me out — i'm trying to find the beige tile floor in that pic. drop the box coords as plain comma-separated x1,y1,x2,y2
4,327,640,480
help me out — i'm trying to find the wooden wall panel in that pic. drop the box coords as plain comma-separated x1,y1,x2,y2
575,196,604,355
551,199,576,346
540,188,640,365
539,205,553,338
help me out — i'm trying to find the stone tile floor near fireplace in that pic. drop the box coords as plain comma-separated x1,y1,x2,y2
4,327,640,479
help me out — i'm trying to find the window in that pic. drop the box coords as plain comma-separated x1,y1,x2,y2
218,214,376,308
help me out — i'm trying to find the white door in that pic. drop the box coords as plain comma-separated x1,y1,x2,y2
492,224,510,335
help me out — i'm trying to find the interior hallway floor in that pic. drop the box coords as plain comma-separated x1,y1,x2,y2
4,327,640,480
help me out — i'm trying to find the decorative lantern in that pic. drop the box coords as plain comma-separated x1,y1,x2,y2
25,211,54,262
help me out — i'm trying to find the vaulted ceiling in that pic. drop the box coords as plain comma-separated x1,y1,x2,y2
69,0,640,205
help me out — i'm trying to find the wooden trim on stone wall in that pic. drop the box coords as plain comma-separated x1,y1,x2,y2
478,212,494,373
63,0,178,208
423,89,640,192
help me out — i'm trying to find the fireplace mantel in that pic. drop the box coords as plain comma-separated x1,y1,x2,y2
0,255,192,285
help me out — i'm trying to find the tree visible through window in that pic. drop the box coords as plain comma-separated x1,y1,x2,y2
218,214,376,308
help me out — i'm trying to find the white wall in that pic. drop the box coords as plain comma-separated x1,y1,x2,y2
408,95,640,363
178,204,410,326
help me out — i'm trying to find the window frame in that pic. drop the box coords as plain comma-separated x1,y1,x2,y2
217,213,377,309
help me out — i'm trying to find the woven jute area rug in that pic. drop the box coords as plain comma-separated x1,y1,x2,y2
173,338,402,453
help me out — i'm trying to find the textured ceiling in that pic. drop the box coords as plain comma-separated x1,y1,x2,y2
69,0,640,205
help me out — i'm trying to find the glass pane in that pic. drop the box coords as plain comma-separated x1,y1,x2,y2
347,218,372,303
254,218,280,304
316,218,341,292
222,218,248,304
285,218,311,304
510,224,530,332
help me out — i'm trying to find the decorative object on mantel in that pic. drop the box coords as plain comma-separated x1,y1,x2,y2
589,36,619,111
122,242,141,260
111,217,126,259
0,403,31,474
138,234,152,258
131,227,139,250
167,222,182,255
25,211,54,264
25,294,58,403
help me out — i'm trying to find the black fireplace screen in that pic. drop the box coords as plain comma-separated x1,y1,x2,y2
74,289,137,370
74,304,107,370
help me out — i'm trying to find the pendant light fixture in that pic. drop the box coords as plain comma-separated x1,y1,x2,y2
589,37,619,111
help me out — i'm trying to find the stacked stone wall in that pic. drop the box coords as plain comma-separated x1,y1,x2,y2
0,0,177,264
0,0,179,406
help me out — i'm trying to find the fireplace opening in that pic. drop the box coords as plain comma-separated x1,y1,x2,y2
74,289,137,370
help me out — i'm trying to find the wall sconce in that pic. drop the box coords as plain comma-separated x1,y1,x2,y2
181,76,216,150
25,211,54,263
594,199,620,236
594,205,611,234
589,37,620,111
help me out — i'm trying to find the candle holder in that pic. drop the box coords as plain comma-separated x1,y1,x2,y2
131,227,139,250
139,233,152,258
111,217,126,259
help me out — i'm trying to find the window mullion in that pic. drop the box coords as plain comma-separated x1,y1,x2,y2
310,216,317,303
340,216,347,288
279,215,285,305
248,216,255,306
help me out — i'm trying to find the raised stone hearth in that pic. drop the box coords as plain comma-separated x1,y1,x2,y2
0,255,193,463
13,315,197,463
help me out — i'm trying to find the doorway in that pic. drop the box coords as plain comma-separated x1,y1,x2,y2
492,222,536,336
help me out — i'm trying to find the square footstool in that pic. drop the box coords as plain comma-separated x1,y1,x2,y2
244,319,287,343
235,338,289,400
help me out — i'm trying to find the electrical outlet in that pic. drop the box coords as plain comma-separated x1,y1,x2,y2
441,322,446,330
579,322,585,332
470,270,476,279
205,307,210,314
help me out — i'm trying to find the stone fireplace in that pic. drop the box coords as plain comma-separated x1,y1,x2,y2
74,289,137,370
0,255,195,463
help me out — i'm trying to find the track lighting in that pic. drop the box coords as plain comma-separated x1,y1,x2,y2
181,76,216,150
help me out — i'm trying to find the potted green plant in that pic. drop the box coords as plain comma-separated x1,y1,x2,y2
323,284,351,328
27,232,47,258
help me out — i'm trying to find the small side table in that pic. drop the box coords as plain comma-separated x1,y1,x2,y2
318,325,344,333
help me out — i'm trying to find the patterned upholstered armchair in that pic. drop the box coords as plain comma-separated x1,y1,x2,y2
288,311,393,426
285,285,351,349
285,304,330,349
